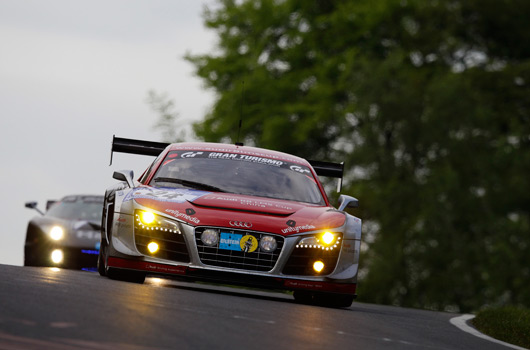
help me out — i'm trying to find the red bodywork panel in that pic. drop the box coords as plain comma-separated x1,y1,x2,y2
133,193,346,236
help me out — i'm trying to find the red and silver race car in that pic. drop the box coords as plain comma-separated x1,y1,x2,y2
99,137,362,307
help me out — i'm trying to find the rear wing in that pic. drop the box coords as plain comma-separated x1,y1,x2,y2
109,135,345,192
308,160,345,192
110,135,169,165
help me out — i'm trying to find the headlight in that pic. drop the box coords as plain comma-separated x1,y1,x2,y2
201,228,219,246
321,232,337,245
51,249,63,264
134,210,181,234
140,211,156,225
147,241,160,253
259,235,277,252
297,232,341,250
49,226,64,241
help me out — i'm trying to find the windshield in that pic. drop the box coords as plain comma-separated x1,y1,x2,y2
45,196,103,221
149,151,325,205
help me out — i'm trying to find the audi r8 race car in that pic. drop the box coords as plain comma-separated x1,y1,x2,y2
99,136,362,307
24,195,103,270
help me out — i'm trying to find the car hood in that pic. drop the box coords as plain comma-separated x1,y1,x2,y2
130,187,345,236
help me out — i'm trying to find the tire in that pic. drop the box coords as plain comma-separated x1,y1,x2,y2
97,238,107,276
293,290,354,308
99,191,146,284
314,292,355,308
293,290,314,304
106,267,146,284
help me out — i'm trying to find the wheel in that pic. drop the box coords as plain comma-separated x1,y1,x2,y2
99,191,146,284
293,290,314,304
314,292,355,308
98,196,109,276
97,238,107,276
293,291,354,308
106,267,146,284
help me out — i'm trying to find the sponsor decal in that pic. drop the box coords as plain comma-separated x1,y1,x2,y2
165,208,200,224
283,280,356,294
229,220,252,228
342,243,355,254
124,187,208,203
286,220,296,227
203,195,294,211
219,232,243,251
185,208,196,215
204,195,238,202
163,159,176,166
290,165,310,174
240,235,258,253
281,224,316,234
181,151,204,158
208,152,283,167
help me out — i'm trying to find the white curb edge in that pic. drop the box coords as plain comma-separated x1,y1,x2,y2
450,314,528,350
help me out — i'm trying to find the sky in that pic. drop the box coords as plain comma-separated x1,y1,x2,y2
0,0,217,266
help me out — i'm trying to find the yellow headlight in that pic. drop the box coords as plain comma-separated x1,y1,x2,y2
147,242,159,253
140,211,156,225
321,232,336,245
313,260,325,273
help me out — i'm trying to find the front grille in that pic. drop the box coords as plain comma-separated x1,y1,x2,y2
135,227,190,263
195,227,284,272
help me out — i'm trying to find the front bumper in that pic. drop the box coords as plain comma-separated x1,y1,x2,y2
110,211,360,295
107,256,357,295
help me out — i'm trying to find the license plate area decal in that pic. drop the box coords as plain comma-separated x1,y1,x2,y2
219,232,242,251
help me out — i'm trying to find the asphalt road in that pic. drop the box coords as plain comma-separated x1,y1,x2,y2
0,264,510,350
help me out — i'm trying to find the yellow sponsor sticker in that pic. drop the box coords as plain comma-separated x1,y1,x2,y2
240,235,258,253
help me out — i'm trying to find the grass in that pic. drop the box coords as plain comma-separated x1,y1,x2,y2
472,306,530,349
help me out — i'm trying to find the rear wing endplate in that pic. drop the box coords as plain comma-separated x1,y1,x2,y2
110,135,169,165
308,160,344,192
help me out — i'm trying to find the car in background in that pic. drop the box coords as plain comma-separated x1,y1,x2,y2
24,195,103,270
99,137,362,307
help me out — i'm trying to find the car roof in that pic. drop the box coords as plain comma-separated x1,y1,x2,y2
167,142,310,166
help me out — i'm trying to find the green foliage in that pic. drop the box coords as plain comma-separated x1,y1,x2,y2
146,90,187,142
473,307,530,349
183,0,530,312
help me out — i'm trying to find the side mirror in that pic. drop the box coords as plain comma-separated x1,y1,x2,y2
25,201,44,216
25,201,37,209
46,200,57,210
113,170,135,188
338,194,359,211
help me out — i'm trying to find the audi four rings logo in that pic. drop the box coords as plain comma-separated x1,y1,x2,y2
229,221,253,228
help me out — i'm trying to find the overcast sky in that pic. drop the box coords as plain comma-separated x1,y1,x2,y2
0,0,217,266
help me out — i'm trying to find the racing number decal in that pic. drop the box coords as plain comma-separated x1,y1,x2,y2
240,235,258,253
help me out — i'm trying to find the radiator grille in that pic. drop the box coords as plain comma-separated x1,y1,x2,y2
195,227,283,272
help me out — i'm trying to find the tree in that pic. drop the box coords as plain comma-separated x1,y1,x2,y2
182,0,530,312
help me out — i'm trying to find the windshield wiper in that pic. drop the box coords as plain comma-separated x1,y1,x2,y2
153,177,226,193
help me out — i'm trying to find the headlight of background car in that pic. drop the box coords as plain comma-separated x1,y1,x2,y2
134,210,181,234
49,226,64,241
297,231,341,250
